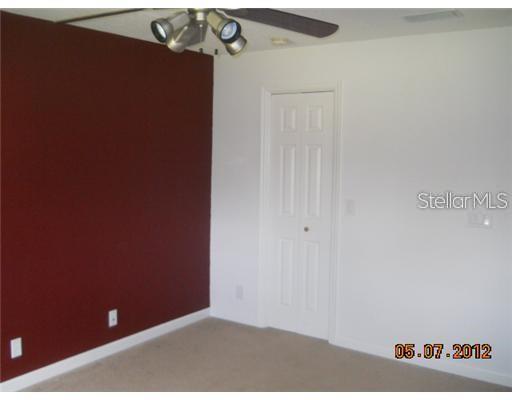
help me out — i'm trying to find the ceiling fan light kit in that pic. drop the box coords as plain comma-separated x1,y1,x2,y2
57,8,339,57
151,9,248,56
165,10,209,53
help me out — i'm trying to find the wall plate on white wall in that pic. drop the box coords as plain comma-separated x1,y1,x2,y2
235,285,244,300
344,199,356,216
468,212,493,229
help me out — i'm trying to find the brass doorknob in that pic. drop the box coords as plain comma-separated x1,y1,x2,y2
304,227,309,232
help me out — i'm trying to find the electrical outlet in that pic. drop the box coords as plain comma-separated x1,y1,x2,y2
10,337,22,359
108,309,118,327
235,285,244,300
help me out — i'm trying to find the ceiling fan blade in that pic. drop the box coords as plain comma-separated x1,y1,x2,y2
56,9,146,24
222,9,339,38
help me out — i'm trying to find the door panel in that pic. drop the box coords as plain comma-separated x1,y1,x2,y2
268,91,334,339
279,145,297,217
278,239,294,306
304,240,320,312
304,145,322,218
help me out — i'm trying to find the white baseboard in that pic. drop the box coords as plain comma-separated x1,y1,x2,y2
334,335,512,388
0,308,210,392
209,308,265,329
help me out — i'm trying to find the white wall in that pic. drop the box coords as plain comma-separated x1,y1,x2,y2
211,27,512,386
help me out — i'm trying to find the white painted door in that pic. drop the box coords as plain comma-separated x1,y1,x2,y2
267,91,334,339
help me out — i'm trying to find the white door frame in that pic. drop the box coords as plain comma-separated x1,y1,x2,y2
257,81,343,344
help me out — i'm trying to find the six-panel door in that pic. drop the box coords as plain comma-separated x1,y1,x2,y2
268,91,334,339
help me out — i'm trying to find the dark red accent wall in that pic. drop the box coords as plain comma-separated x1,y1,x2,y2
0,12,212,381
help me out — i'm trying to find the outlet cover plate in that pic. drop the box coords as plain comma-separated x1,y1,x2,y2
10,337,22,358
108,309,118,327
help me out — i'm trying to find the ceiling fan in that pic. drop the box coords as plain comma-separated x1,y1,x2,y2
57,8,339,56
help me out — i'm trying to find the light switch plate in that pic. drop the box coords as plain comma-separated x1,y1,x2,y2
345,199,356,216
468,212,492,229
10,337,22,358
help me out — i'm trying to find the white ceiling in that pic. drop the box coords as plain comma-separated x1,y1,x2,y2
5,8,512,56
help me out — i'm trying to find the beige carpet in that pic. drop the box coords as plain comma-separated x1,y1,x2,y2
27,318,508,391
